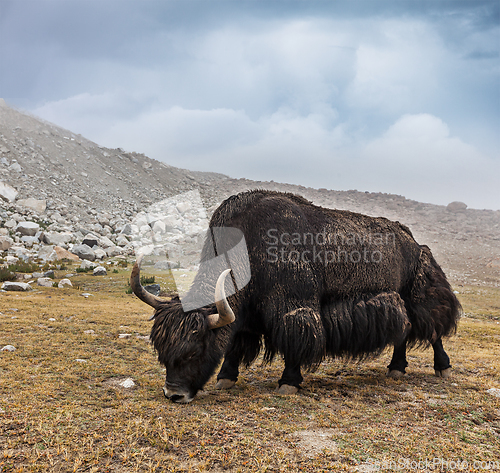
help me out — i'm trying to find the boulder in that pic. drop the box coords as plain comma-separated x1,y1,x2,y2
81,233,99,248
116,234,129,247
0,181,18,202
93,266,107,276
41,231,73,247
16,221,40,236
58,278,73,288
17,198,46,214
446,201,467,213
93,248,107,260
53,246,80,262
2,281,32,291
80,260,98,270
105,245,123,257
71,244,96,261
0,235,13,251
37,277,54,287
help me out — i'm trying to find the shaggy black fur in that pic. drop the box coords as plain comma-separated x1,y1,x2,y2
139,189,461,398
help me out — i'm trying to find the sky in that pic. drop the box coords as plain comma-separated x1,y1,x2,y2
1,0,499,210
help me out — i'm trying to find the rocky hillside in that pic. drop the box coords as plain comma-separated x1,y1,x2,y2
0,99,499,286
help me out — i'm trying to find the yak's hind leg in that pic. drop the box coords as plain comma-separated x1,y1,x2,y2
387,339,408,379
215,331,262,389
264,307,326,394
433,337,452,378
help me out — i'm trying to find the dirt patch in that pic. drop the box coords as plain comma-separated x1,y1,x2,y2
293,428,339,458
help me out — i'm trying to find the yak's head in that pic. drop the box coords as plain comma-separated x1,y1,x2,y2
130,256,235,403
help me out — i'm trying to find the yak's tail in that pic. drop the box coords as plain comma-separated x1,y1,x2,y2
406,245,461,346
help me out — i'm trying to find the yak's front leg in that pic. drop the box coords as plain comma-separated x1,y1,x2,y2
215,331,261,389
277,360,303,394
433,338,452,378
387,339,408,379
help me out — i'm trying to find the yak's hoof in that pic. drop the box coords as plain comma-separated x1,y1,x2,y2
435,368,452,379
214,379,236,390
387,369,405,379
277,384,299,395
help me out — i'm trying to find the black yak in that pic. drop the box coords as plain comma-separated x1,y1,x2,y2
131,190,460,403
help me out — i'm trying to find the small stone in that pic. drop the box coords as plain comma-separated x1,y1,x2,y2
119,378,135,388
118,333,131,339
75,359,88,363
48,318,56,321
1,345,16,352
84,329,95,334
487,388,500,398
81,293,93,298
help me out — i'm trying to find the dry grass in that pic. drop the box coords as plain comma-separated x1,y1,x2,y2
1,266,499,472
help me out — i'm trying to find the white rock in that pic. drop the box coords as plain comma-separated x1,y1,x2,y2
1,345,16,352
0,181,18,202
84,329,95,334
80,260,98,270
118,333,131,339
58,278,72,288
487,388,500,398
42,231,73,247
152,220,166,234
37,277,54,287
93,266,107,276
75,359,87,363
4,219,16,229
2,281,32,291
119,378,135,388
0,235,13,251
9,162,22,173
93,248,107,260
16,221,40,236
17,198,46,213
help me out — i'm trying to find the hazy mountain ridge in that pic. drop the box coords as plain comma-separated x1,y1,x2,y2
0,100,498,286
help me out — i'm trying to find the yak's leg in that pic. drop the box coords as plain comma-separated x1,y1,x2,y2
215,331,261,389
387,339,408,379
277,361,303,395
433,338,452,378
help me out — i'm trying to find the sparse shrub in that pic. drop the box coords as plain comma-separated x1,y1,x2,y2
113,269,119,273
76,267,90,273
125,287,133,294
0,267,16,282
8,261,39,273
52,281,58,287
140,275,155,285
118,260,128,268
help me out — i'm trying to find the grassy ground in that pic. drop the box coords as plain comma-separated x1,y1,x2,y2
0,265,499,472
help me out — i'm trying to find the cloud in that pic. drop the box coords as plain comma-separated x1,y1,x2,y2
24,8,499,210
359,114,500,208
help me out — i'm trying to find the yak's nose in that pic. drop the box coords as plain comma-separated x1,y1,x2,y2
163,386,193,403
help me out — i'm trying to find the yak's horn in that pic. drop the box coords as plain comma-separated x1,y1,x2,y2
130,255,167,309
207,269,236,330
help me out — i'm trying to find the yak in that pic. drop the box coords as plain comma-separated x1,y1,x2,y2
131,190,461,403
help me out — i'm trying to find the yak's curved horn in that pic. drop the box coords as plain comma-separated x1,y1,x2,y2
130,255,167,309
207,269,236,330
